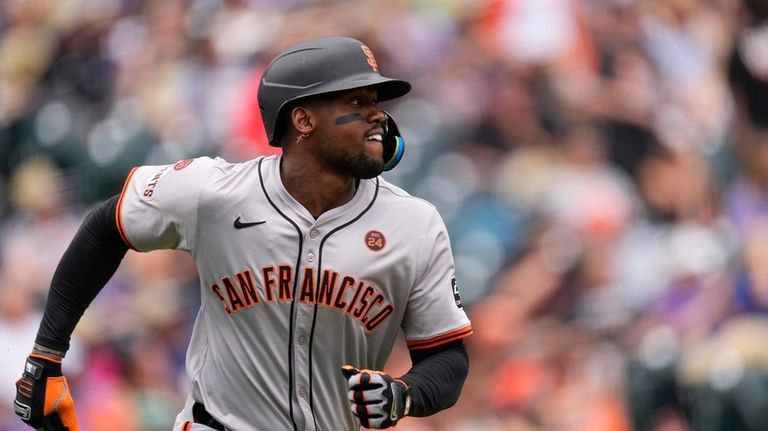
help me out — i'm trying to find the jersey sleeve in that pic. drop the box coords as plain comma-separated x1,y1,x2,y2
116,157,216,252
402,209,473,350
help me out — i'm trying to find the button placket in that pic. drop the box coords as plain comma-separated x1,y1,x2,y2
306,226,320,263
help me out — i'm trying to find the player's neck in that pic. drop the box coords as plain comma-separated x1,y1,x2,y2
280,157,358,219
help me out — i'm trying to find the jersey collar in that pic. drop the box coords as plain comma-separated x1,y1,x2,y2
260,156,378,229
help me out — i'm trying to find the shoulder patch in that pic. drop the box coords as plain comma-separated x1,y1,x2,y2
174,158,194,170
365,230,386,251
452,277,463,309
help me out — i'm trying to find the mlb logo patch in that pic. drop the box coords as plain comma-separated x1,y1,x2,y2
452,277,463,309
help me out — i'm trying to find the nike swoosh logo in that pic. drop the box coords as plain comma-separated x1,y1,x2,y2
234,216,266,229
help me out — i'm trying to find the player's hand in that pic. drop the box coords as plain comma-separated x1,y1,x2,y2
340,365,411,429
14,354,81,431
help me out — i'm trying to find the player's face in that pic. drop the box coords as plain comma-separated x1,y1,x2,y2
313,87,387,179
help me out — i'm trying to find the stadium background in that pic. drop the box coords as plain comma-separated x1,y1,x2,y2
2,0,768,429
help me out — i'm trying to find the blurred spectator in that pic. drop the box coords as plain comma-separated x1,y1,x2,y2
0,157,81,297
5,0,768,430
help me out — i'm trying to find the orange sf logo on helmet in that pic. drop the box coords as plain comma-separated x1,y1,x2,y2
360,45,378,72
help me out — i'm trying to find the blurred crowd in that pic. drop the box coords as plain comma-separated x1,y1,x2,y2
2,0,768,430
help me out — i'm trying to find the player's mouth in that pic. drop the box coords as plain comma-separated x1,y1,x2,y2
364,128,385,143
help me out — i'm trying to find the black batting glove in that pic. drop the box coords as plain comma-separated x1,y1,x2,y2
14,354,81,431
340,365,412,429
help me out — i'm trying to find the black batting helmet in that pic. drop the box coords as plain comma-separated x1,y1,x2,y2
258,36,411,147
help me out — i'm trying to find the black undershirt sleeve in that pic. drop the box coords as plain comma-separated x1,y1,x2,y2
35,195,129,352
400,339,469,417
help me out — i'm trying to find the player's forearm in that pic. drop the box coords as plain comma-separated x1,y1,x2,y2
35,195,128,353
400,339,469,417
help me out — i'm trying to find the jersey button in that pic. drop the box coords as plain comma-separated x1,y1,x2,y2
298,387,307,398
307,252,315,262
309,229,319,239
297,335,307,345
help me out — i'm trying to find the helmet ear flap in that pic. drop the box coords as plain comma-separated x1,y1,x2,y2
382,112,405,171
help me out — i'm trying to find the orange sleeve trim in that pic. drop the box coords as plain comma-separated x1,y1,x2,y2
182,421,192,431
406,325,473,350
116,167,138,251
29,353,63,364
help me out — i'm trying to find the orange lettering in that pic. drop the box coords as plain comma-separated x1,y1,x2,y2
262,266,276,302
223,276,245,312
210,283,232,314
236,270,260,306
365,305,394,332
318,270,338,306
346,281,366,314
334,276,355,310
353,286,375,318
361,294,384,323
360,45,378,72
299,267,316,303
278,265,293,301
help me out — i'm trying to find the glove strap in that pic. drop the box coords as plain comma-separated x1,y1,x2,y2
396,379,412,417
404,387,412,417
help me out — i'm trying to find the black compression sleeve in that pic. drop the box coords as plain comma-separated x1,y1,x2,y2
35,195,129,352
400,339,469,417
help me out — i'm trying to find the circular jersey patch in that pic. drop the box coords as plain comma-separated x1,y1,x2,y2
365,230,386,251
174,159,194,170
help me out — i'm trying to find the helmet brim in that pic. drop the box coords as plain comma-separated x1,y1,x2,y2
369,78,412,101
289,74,411,104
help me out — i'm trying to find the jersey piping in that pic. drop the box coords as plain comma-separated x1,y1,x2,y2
406,325,474,350
116,167,138,250
258,157,301,431
307,177,380,426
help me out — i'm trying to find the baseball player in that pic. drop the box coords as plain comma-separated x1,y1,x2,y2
13,36,472,430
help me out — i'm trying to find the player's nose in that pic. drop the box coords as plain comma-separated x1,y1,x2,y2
368,105,386,125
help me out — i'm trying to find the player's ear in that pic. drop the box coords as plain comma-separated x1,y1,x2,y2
291,106,315,136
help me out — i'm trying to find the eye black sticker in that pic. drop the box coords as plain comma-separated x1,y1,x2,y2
335,113,364,125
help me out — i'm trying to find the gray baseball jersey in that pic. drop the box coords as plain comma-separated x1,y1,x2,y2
116,155,473,430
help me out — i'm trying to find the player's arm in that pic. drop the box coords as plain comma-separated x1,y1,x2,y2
15,195,128,430
35,195,128,352
401,338,469,416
